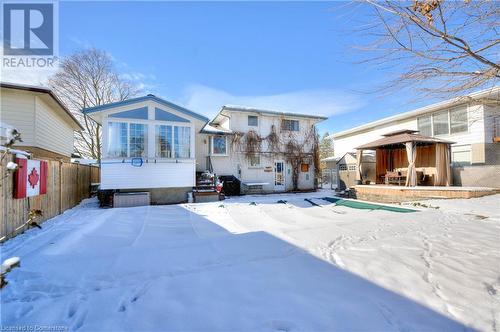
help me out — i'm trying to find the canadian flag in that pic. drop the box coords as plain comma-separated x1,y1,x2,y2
13,158,48,199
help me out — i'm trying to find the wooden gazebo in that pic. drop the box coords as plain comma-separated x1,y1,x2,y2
355,130,454,187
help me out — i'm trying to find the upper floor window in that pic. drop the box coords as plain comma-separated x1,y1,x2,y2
248,115,258,127
450,107,468,134
107,122,147,158
210,135,227,155
155,125,172,158
418,107,468,137
417,116,432,136
433,111,449,136
281,119,299,132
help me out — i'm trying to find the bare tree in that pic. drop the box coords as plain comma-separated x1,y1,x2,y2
49,48,139,160
355,0,499,97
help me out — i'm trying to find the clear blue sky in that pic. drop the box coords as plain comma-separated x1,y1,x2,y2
56,1,434,135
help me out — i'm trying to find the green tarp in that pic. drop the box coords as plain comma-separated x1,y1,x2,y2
322,197,416,213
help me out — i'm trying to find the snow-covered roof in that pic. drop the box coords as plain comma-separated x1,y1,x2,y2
221,105,328,121
199,123,233,135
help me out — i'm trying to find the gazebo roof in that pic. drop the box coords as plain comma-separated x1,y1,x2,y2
356,130,454,150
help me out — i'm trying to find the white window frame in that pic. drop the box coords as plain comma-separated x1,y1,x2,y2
107,121,148,158
210,135,228,156
248,115,258,127
281,119,300,132
103,111,194,160
417,106,469,138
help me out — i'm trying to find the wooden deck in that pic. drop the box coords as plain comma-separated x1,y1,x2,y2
354,185,499,203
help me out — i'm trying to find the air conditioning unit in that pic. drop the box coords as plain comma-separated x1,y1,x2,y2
113,192,150,208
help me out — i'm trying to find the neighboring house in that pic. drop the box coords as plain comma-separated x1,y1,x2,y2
82,94,209,204
200,105,327,193
0,82,83,161
329,87,500,188
335,152,375,190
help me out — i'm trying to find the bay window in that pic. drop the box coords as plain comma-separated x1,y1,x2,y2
107,121,191,159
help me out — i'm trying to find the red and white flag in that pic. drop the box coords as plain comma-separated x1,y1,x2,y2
14,158,48,199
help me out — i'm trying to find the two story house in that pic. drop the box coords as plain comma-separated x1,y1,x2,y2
201,106,327,193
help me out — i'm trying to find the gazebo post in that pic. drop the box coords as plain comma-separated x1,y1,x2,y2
356,149,363,184
405,141,417,187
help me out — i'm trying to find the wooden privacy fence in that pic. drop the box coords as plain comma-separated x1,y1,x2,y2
0,155,100,241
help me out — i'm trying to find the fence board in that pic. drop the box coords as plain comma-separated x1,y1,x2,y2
0,155,99,241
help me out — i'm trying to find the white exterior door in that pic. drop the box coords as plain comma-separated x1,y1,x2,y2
274,161,285,191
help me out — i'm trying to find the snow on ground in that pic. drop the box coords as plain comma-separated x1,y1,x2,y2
1,192,499,331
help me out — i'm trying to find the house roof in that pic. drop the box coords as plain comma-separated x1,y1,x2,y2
332,86,500,139
356,131,454,150
337,152,375,164
219,105,328,121
0,82,84,131
81,94,209,122
200,123,233,135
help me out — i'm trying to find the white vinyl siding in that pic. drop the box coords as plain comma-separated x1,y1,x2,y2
100,160,195,189
35,97,75,156
0,89,36,145
0,90,76,156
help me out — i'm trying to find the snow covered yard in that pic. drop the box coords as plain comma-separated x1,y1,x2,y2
1,192,499,331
